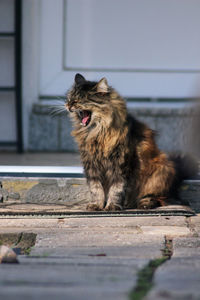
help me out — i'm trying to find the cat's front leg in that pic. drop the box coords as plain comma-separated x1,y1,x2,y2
86,180,105,211
105,182,125,211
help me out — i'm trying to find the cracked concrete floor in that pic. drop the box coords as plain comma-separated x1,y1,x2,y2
0,215,199,300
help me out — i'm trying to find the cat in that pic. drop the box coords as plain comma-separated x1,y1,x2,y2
66,73,197,211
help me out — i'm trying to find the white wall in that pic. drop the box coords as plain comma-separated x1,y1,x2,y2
22,0,40,150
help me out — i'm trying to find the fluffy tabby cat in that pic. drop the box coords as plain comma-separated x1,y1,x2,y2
66,73,196,211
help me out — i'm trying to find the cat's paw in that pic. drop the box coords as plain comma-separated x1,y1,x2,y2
138,197,158,209
104,202,123,211
86,203,104,211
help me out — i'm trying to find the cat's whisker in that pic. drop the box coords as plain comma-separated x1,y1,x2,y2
50,110,67,117
49,107,65,113
48,99,67,117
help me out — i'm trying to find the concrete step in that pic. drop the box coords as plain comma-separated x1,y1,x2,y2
29,101,199,153
0,166,199,213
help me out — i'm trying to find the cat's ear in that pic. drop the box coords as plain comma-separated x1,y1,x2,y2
96,77,108,93
74,73,86,85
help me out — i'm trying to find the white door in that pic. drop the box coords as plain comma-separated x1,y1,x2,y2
39,0,200,99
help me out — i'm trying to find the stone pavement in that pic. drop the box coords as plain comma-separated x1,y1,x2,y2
0,215,199,300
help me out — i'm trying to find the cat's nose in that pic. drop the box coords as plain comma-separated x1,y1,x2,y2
69,106,75,112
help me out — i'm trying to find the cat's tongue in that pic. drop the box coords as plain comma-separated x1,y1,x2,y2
82,111,90,126
82,115,89,126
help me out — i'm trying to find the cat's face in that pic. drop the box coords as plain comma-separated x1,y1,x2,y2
66,74,110,128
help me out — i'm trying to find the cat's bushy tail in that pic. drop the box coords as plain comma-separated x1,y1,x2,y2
169,153,199,181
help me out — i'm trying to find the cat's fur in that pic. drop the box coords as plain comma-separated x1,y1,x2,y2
66,73,197,211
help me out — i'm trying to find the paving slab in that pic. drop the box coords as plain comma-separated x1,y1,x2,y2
140,226,190,237
0,215,189,228
190,214,200,235
31,229,163,258
0,286,131,300
145,235,200,300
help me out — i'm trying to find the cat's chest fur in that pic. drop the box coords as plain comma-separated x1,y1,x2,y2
81,142,124,170
80,136,137,184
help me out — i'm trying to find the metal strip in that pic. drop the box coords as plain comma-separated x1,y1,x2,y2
0,210,195,218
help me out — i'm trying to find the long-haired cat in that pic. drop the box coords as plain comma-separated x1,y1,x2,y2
66,73,197,211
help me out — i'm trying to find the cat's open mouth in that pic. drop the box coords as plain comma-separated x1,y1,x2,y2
78,110,91,126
